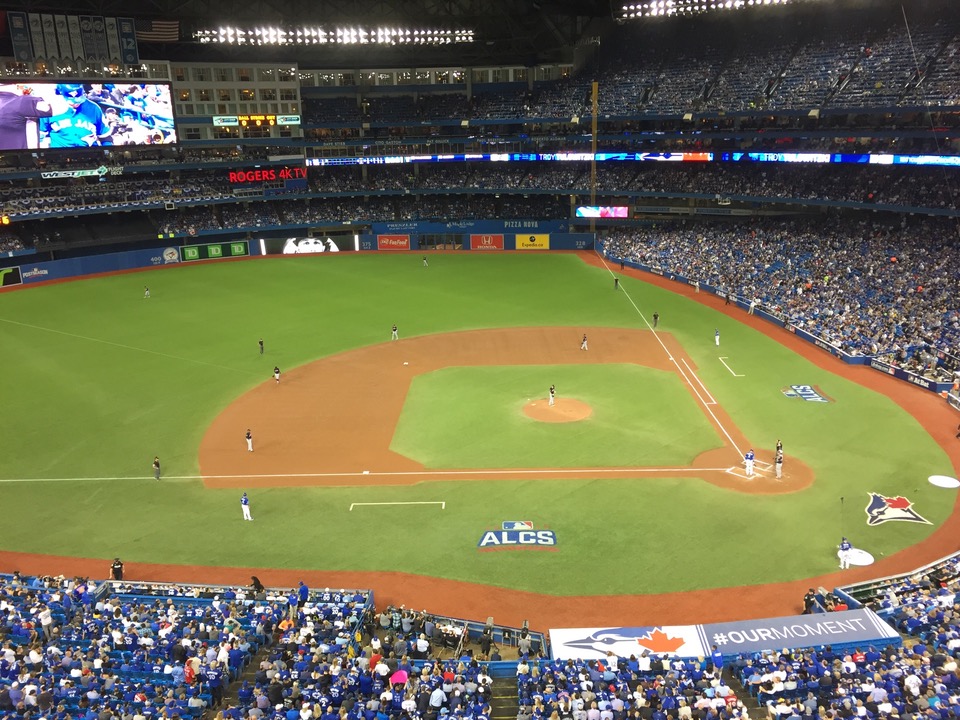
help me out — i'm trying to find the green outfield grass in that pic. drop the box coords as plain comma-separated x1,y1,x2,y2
0,252,954,595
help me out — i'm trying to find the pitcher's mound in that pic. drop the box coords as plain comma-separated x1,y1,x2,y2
523,398,593,423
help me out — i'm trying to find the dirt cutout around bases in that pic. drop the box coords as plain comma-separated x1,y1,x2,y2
524,397,593,422
4,253,960,630
199,326,813,494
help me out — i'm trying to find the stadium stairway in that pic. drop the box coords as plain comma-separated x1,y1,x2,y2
489,675,520,720
725,667,764,719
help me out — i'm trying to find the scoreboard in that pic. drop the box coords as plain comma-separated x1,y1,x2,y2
212,114,301,127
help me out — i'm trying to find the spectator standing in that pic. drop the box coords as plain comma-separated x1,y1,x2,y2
204,660,224,708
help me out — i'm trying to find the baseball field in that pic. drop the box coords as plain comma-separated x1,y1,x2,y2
1,251,958,629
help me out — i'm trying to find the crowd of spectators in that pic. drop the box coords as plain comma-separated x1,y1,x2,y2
0,231,26,252
841,554,960,620
0,572,279,719
517,652,748,720
296,9,960,128
602,217,960,372
7,161,960,227
227,601,494,720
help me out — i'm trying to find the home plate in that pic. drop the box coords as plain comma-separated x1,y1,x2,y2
929,475,960,488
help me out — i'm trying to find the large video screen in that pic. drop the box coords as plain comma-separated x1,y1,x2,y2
0,81,176,150
257,236,356,255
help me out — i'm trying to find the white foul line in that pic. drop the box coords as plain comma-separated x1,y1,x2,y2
350,501,446,511
719,357,745,377
0,467,735,484
596,251,743,457
681,359,716,404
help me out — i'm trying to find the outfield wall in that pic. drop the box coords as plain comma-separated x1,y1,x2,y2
3,239,953,401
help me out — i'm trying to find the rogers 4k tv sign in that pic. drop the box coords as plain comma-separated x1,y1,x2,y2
478,521,557,550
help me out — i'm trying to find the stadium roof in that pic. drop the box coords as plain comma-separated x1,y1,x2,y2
0,0,951,67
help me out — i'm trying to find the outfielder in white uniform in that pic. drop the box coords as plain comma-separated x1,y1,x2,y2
744,448,755,476
245,429,254,452
715,328,720,346
241,492,253,521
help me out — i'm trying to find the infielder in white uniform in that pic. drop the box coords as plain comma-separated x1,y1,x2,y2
241,492,253,521
580,334,588,351
245,429,254,452
549,384,556,406
775,451,783,479
391,324,399,340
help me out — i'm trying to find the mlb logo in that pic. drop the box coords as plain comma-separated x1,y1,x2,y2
502,521,534,530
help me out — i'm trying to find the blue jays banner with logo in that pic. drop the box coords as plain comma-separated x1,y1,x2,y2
549,609,899,660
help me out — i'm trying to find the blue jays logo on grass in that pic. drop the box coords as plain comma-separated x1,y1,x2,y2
478,522,556,550
865,493,931,526
781,385,831,402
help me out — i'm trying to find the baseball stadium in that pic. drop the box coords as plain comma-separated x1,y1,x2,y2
0,0,959,717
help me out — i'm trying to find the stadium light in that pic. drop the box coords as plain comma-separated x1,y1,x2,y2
195,24,474,45
619,0,795,19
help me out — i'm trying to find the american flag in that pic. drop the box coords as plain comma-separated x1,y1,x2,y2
134,18,180,43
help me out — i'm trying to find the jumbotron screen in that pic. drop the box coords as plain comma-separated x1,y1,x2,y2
0,81,177,150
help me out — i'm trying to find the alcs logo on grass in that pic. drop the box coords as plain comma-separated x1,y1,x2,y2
477,521,557,550
781,384,831,402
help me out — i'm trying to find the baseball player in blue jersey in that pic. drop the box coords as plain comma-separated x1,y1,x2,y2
838,537,852,569
241,492,252,521
39,84,113,148
744,448,755,476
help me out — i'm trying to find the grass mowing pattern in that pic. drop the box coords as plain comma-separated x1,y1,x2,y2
0,252,953,593
391,364,723,468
